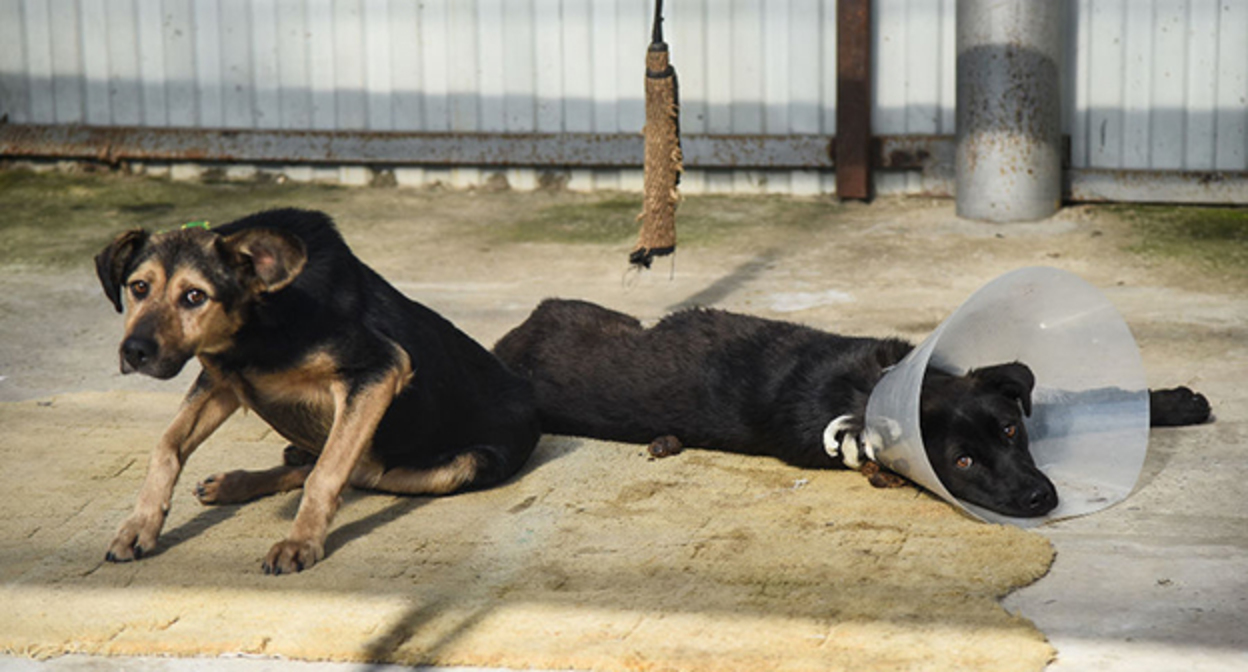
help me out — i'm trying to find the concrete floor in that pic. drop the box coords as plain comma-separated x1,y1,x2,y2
0,181,1244,671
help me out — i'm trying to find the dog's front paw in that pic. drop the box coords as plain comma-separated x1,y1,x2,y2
1150,386,1212,427
105,514,161,562
262,538,324,575
823,414,871,469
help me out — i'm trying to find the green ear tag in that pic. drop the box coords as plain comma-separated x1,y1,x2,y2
155,220,211,234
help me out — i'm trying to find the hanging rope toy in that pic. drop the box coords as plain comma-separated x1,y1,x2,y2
629,0,683,270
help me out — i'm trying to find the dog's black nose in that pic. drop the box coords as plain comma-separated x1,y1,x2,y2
121,336,158,372
1022,483,1058,515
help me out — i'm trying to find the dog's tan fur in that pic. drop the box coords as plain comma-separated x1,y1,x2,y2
123,258,245,361
106,381,240,561
263,370,404,572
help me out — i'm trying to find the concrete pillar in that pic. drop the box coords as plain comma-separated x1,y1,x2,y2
956,0,1063,222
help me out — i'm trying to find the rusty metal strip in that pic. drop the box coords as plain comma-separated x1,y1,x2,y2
874,135,955,171
1068,169,1248,205
28,127,1229,205
872,138,1248,204
0,124,836,170
836,0,872,200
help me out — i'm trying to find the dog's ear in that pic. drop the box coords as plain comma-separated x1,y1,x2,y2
969,362,1036,417
220,229,307,294
95,228,149,313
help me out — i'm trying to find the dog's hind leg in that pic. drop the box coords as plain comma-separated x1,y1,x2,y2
348,453,482,496
195,465,313,505
348,440,532,496
194,445,318,505
349,446,511,495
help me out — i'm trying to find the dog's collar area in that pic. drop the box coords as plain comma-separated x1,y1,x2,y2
822,415,880,470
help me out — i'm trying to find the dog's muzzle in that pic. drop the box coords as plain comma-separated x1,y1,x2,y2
1017,478,1058,517
119,336,188,379
121,336,158,374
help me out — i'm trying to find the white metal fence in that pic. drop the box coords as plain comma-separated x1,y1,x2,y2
1071,0,1248,172
1,0,1246,194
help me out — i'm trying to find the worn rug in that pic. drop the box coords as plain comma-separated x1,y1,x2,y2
0,391,1055,671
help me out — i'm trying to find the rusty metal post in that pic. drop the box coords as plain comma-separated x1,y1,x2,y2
836,0,872,201
956,0,1062,221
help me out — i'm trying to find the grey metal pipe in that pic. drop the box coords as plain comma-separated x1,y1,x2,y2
956,0,1063,222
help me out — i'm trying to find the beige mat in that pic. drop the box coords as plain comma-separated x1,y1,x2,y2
0,391,1055,671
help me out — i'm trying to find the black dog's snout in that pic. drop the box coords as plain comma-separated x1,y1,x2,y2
1022,482,1058,515
121,336,158,372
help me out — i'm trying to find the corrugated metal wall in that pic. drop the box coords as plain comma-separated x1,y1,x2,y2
873,0,957,194
1072,0,1248,172
0,0,844,192
871,0,1248,181
1,0,1246,193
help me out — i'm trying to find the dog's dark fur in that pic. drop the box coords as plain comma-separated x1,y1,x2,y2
95,209,540,574
494,299,1212,518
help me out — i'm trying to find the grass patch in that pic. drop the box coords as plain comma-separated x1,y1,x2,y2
495,193,844,246
496,195,641,244
0,169,848,268
0,169,351,267
1113,204,1248,280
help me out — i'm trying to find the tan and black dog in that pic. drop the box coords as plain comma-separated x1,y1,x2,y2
95,208,540,574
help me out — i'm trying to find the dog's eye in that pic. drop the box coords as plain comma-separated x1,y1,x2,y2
955,455,974,470
1002,424,1018,439
182,288,208,308
129,280,149,299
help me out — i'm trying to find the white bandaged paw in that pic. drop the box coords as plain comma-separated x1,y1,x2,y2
822,414,880,470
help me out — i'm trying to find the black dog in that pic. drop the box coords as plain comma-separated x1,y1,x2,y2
494,299,1211,518
95,208,540,574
